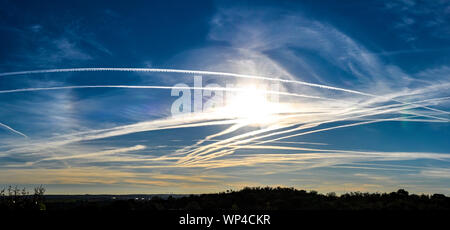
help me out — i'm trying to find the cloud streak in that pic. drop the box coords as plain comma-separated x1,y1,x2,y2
0,122,27,138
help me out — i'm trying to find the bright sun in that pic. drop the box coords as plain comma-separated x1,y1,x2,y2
220,86,281,125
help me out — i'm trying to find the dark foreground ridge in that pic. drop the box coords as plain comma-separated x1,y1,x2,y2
2,186,449,229
2,186,450,211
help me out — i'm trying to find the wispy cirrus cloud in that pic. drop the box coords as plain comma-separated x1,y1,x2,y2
383,0,450,41
0,2,449,195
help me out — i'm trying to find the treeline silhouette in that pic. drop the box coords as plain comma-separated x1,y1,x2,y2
0,185,46,211
107,187,450,211
2,186,449,211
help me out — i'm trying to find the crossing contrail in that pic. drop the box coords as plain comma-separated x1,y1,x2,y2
1,67,448,114
0,68,448,154
0,67,391,96
180,116,422,165
178,99,449,165
178,99,447,162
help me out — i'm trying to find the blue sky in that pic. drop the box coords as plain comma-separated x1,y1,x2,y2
0,0,449,194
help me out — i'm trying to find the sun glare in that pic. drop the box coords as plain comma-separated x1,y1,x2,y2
220,86,281,125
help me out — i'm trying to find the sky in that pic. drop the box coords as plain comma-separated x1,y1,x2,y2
0,0,449,195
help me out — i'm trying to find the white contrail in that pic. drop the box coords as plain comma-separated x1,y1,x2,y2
0,118,243,157
0,68,378,96
181,116,420,165
180,95,450,165
177,99,445,164
175,96,450,161
1,67,448,114
0,85,336,101
1,68,448,163
0,122,27,138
